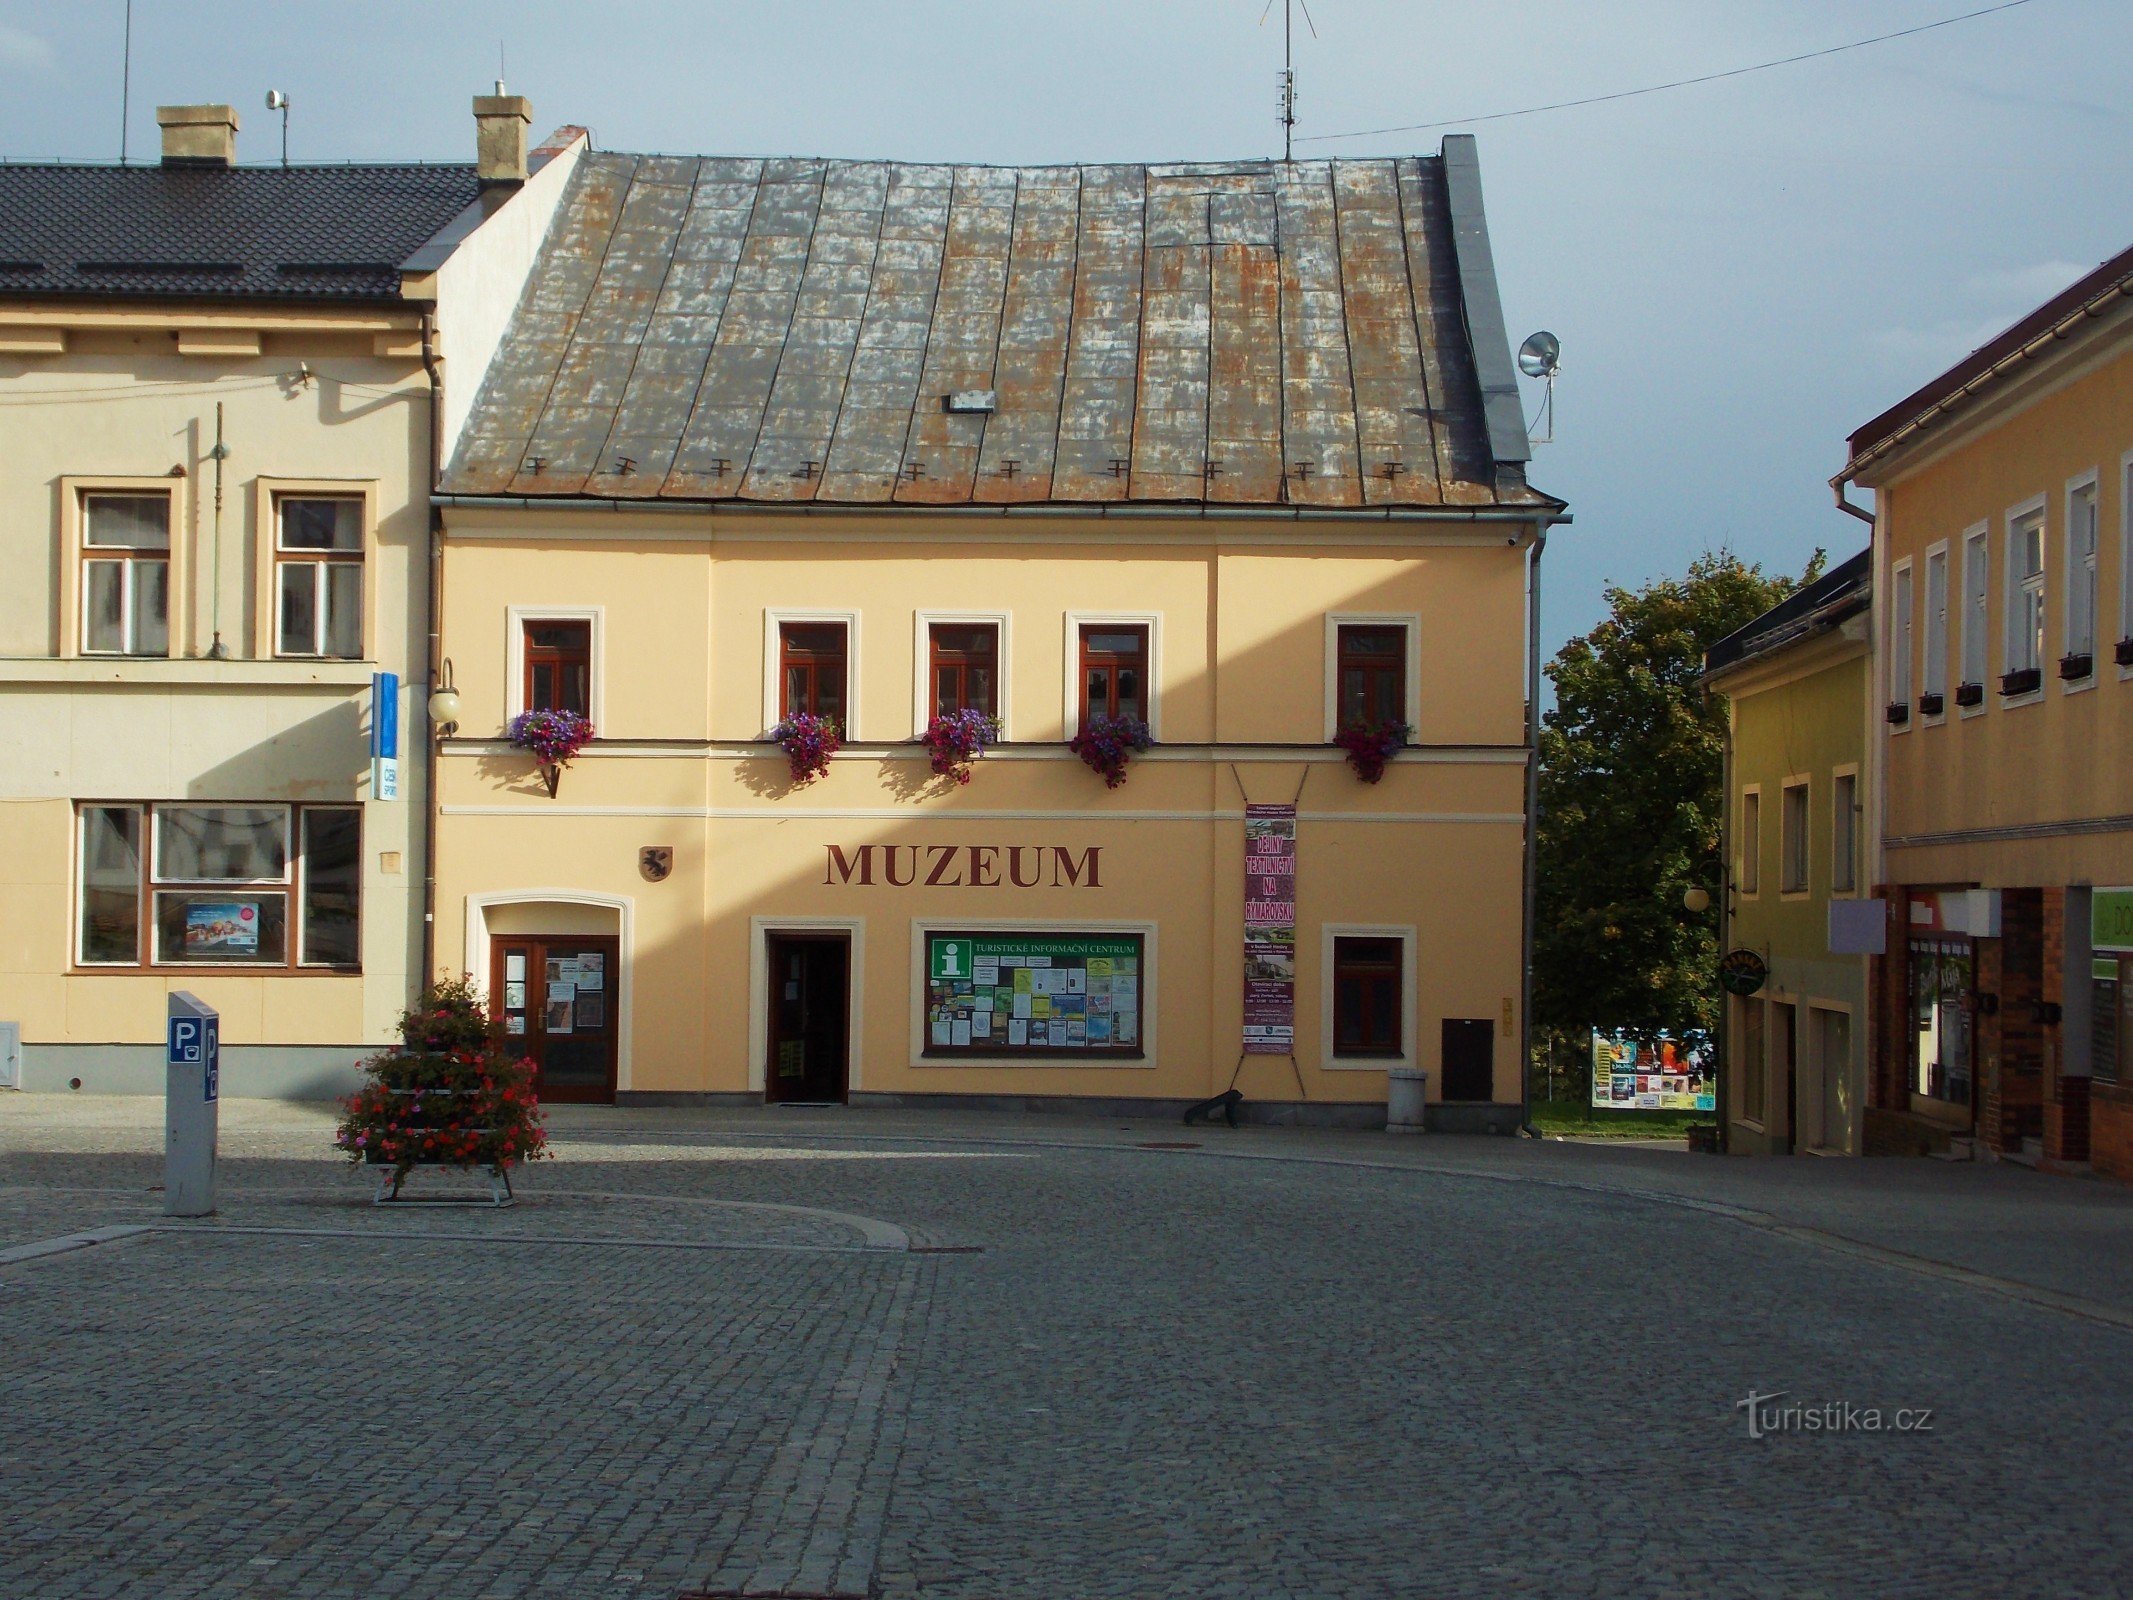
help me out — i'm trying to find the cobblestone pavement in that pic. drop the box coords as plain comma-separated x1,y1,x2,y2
4,1096,2132,1598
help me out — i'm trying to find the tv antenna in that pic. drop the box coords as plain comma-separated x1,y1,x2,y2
1260,0,1318,161
265,90,290,165
1518,331,1562,445
119,0,132,163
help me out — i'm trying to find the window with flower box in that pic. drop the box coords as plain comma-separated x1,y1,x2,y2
1336,624,1408,728
779,621,848,723
524,619,592,717
1078,624,1146,725
928,622,998,718
75,802,360,970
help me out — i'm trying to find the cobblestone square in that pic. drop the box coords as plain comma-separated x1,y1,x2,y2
4,1099,2132,1598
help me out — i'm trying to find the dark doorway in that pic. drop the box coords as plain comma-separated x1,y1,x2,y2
490,933,620,1105
766,932,850,1104
1773,1000,1798,1154
1441,1019,1495,1101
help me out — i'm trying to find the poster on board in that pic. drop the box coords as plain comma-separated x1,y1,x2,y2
1243,804,1297,1055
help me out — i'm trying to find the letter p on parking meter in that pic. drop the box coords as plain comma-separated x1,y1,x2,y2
165,991,219,1217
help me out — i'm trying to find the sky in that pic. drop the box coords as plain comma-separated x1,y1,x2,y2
2,0,2128,656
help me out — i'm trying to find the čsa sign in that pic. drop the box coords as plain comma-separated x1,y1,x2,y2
824,844,1101,889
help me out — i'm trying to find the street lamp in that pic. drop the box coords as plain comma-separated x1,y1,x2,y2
1683,886,1711,914
426,659,461,737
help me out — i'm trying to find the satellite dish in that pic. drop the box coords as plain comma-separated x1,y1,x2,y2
1517,331,1561,379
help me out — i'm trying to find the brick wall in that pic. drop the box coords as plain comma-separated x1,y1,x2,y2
2093,1083,2133,1182
2039,887,2090,1166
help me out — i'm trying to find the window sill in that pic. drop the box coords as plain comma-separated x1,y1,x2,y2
68,966,363,978
1323,1055,1412,1071
6,657,379,687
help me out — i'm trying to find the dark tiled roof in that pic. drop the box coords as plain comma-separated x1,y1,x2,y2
1703,548,1872,680
0,163,481,302
444,141,1555,511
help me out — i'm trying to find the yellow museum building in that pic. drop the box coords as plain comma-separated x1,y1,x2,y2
429,139,1564,1122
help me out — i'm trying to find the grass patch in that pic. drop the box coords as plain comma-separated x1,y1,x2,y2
1527,1098,1708,1140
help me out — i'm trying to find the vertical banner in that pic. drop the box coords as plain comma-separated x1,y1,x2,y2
1243,803,1298,1054
370,670,400,801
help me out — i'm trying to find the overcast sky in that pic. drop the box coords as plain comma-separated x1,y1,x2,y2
3,0,2127,654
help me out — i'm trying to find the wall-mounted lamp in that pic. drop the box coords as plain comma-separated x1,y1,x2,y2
2034,999,2063,1027
427,659,461,738
1682,886,1712,915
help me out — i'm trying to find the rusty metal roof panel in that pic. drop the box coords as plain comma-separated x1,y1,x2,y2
443,144,1554,513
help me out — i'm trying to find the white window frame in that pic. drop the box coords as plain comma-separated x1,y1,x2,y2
2064,470,2099,687
1960,521,1990,713
1779,775,1811,899
76,487,178,659
906,917,1157,1070
912,610,1011,738
1830,764,1860,898
1889,558,1914,722
1921,541,1949,714
74,803,145,967
507,605,607,727
1739,785,1762,899
1063,611,1162,740
263,484,375,662
2003,496,2047,697
762,608,860,738
1319,922,1418,1070
1321,612,1423,741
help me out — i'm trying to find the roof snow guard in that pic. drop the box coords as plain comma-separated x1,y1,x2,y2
444,137,1557,512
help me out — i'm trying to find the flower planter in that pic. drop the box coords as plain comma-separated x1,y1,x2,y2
1916,692,1944,717
2116,637,2133,668
1954,681,1985,707
2058,652,2094,682
920,710,1002,785
769,713,841,786
1068,715,1154,788
507,710,595,798
1334,721,1412,784
1885,701,1910,726
1998,667,2042,697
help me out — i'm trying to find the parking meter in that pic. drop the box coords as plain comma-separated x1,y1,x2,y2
165,991,219,1217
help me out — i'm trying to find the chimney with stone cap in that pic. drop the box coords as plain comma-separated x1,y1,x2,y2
158,104,239,166
472,87,531,188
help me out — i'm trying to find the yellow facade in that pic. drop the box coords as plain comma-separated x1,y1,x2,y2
433,509,1536,1115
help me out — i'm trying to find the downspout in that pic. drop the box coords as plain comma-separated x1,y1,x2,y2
1713,687,1733,1155
1519,521,1547,1136
1831,468,1876,527
420,310,444,985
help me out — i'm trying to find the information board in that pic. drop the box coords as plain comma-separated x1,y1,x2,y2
1590,1031,1715,1111
924,932,1143,1059
1242,804,1297,1055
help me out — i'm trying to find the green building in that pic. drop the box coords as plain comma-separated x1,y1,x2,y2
1703,551,1873,1155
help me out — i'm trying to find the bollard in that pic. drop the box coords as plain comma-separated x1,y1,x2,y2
165,991,220,1217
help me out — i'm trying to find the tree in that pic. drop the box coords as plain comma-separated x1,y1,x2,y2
1533,549,1820,1062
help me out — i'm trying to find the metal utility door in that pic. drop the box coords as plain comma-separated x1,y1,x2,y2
765,933,850,1104
491,935,620,1105
1440,1019,1495,1102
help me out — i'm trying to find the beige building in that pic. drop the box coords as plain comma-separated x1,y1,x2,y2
0,98,582,1095
429,139,1565,1123
1838,240,2133,1177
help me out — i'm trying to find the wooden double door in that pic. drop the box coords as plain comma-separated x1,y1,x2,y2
491,934,620,1105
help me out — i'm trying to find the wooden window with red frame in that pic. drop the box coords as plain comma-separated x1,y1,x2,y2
779,621,847,724
523,620,591,717
1336,624,1407,729
1333,935,1403,1057
929,622,998,718
1078,624,1147,725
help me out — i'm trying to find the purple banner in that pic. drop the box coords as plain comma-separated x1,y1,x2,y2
1243,803,1297,1054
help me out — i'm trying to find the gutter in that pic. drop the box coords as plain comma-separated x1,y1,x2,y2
431,491,1567,526
1519,521,1547,1137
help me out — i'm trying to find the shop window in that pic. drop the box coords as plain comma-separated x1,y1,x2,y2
275,496,364,658
1335,623,1408,729
2092,955,2124,1087
2004,506,2045,688
1831,771,1858,895
1961,525,1990,696
929,622,998,718
1780,780,1809,895
779,621,847,724
1739,789,1761,897
1739,996,1765,1124
922,930,1144,1058
1909,937,1973,1105
524,619,592,717
1332,936,1403,1057
1078,624,1147,725
76,802,360,971
80,492,171,656
2066,478,2098,673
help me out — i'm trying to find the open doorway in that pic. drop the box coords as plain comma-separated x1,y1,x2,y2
765,932,850,1104
1771,1000,1798,1154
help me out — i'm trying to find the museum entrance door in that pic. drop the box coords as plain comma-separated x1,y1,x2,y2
765,932,850,1104
489,934,620,1105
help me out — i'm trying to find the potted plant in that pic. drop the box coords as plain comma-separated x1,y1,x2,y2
335,976,547,1202
770,711,842,786
507,708,595,797
1334,720,1412,783
1068,714,1154,788
921,709,1002,785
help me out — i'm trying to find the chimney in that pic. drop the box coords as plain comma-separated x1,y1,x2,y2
157,104,239,167
472,87,532,188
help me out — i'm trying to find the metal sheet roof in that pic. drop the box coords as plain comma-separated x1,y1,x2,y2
0,163,480,302
445,140,1553,511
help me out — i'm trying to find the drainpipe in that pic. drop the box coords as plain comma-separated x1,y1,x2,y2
1713,688,1733,1155
1832,470,1875,527
419,310,443,984
1519,521,1548,1136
